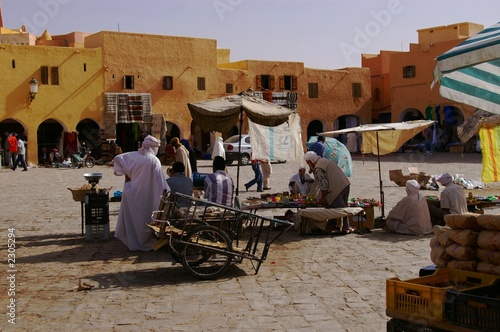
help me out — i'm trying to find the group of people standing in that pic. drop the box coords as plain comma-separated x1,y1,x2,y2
5,132,28,171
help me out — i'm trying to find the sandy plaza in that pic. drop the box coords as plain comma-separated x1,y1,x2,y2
1,151,497,331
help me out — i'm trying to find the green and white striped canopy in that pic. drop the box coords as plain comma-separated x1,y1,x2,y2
434,22,500,114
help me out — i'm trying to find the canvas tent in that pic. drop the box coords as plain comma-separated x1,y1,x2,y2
433,22,500,114
188,92,297,194
320,120,434,218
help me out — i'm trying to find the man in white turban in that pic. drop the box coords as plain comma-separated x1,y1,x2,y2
113,135,169,251
383,179,433,235
304,151,353,233
289,166,313,196
428,173,468,225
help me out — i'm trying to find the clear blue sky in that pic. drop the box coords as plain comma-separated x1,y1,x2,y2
2,0,498,69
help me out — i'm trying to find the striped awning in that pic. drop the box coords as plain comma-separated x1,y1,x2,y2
433,22,500,114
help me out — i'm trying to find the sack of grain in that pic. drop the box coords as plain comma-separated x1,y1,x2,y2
437,231,455,247
477,248,500,265
444,213,482,231
476,214,500,231
431,243,452,265
447,259,478,271
477,261,500,276
445,243,477,260
445,229,479,247
477,230,500,250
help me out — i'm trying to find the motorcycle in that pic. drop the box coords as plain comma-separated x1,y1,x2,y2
71,147,95,168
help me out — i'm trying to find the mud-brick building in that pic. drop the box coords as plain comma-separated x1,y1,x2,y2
0,22,371,165
363,22,483,151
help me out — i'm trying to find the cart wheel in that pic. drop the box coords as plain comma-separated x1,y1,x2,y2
180,225,233,280
85,158,95,168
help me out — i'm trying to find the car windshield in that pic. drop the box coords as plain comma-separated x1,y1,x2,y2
226,135,243,143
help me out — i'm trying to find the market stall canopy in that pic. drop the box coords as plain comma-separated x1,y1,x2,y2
187,93,295,133
319,120,434,219
433,22,500,114
306,136,352,177
319,120,434,155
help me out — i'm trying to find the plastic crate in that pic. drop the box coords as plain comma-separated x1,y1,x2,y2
446,281,500,332
84,193,109,224
386,268,500,321
387,319,446,332
85,223,109,241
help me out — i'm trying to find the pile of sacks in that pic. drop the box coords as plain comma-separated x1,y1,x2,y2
430,213,500,275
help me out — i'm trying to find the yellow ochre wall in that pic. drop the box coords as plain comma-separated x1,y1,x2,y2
0,43,104,163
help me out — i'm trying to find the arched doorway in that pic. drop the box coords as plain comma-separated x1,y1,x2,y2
334,115,362,147
423,105,464,151
76,119,101,157
307,120,323,141
0,119,26,166
400,109,424,122
165,121,180,145
190,121,211,158
37,119,64,158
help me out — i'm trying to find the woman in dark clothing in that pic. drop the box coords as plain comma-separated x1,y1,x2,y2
180,139,197,173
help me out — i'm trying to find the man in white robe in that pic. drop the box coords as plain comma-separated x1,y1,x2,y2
289,166,313,196
114,135,169,251
384,179,433,236
212,136,225,159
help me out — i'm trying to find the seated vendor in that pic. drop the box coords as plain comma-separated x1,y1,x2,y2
289,166,314,196
166,161,193,208
383,179,433,236
428,173,468,226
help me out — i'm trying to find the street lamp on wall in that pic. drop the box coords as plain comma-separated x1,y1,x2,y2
29,78,38,103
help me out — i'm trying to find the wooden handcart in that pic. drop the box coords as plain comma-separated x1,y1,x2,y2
147,191,292,280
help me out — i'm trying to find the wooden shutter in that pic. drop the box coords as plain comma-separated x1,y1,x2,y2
40,66,49,85
279,76,284,90
270,75,275,90
292,76,298,91
256,75,262,90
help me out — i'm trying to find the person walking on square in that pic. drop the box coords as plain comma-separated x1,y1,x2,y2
245,159,263,192
11,134,28,171
7,132,18,167
261,159,272,190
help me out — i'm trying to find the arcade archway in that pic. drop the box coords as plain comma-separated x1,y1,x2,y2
306,120,324,141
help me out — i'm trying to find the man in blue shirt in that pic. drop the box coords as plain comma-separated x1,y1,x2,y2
166,161,193,207
308,135,325,157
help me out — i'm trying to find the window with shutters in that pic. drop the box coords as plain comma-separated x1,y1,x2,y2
197,77,206,90
40,66,49,85
51,67,59,85
308,83,319,98
279,75,298,91
403,65,416,78
256,75,275,90
123,75,134,89
352,83,361,98
163,76,173,90
225,83,233,93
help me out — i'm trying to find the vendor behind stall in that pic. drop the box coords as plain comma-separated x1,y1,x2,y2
383,179,433,236
289,166,314,196
304,151,353,233
428,173,468,226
